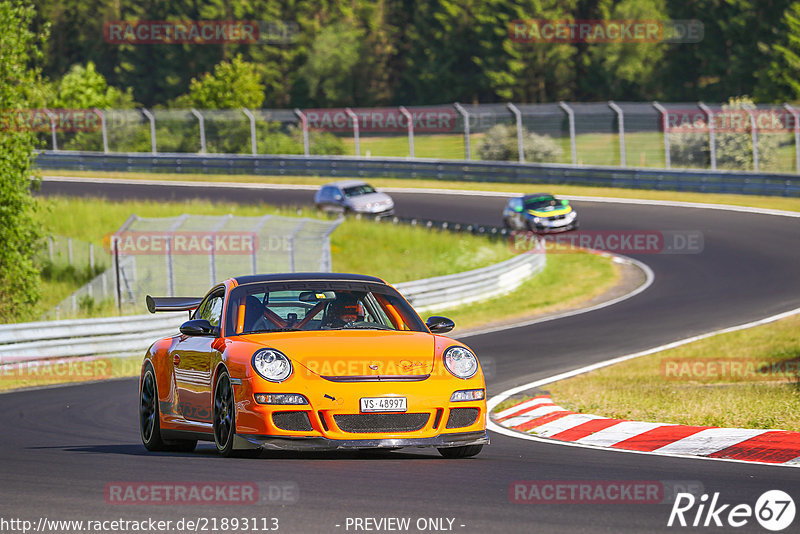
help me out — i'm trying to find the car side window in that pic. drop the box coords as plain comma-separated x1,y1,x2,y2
196,291,224,329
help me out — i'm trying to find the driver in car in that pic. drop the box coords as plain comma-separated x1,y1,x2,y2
323,293,365,328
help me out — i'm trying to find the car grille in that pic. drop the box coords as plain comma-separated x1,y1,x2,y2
334,413,430,433
272,411,313,431
445,408,479,429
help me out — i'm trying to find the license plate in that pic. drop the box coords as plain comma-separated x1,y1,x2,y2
360,397,407,412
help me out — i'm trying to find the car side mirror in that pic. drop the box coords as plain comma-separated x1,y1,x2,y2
426,316,455,334
180,319,215,336
334,194,343,201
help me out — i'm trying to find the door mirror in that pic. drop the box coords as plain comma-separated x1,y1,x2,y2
426,316,455,334
180,319,215,336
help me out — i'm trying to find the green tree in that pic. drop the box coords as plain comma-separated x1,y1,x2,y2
755,2,800,101
0,0,45,322
51,61,135,109
584,0,668,99
298,20,365,106
176,54,265,109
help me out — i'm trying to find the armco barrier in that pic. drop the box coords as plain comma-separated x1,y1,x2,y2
0,249,544,365
35,151,799,196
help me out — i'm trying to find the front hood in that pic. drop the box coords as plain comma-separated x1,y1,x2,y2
347,192,393,208
527,205,573,218
240,330,434,377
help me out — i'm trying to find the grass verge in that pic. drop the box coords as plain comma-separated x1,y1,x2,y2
539,314,800,432
433,251,618,331
42,170,800,213
0,355,141,393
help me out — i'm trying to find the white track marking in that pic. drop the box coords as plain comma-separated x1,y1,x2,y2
653,428,769,456
529,413,606,437
501,406,565,428
574,421,670,447
488,306,800,468
494,396,552,419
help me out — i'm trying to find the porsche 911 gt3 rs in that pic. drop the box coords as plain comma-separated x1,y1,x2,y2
139,273,488,458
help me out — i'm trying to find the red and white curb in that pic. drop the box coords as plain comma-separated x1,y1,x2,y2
488,307,800,468
493,394,800,466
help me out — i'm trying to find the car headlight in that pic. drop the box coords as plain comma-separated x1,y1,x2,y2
532,217,541,224
443,346,479,379
566,211,577,221
252,349,293,382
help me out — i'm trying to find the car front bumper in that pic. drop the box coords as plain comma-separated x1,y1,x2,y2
236,430,489,451
531,219,579,233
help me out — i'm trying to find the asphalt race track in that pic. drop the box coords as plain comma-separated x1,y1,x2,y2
2,178,798,532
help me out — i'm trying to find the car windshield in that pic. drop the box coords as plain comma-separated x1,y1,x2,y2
226,281,427,335
524,196,558,210
343,184,377,197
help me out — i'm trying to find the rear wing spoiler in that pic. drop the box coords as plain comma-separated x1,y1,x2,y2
146,295,203,314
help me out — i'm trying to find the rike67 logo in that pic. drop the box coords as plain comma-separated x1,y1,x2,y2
668,490,795,531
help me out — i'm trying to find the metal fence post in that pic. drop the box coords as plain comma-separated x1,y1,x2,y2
242,108,258,155
698,102,716,170
453,103,470,160
558,102,577,164
293,108,309,156
507,103,524,162
89,242,95,271
250,215,272,274
287,220,307,273
113,238,121,311
652,101,671,169
68,237,73,265
743,104,759,171
191,108,206,154
398,106,414,158
93,108,108,153
608,101,626,167
48,236,54,261
784,103,800,173
43,109,58,151
140,108,157,154
345,108,360,156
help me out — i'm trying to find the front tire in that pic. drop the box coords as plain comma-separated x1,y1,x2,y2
437,445,483,458
213,371,236,457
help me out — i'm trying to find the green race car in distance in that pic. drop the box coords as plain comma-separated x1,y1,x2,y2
502,193,579,233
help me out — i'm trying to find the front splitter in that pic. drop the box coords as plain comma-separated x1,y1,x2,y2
237,430,489,451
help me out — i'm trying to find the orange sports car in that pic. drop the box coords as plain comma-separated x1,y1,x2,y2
139,273,488,458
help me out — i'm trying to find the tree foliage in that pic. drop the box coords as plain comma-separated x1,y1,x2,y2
24,0,800,110
177,55,265,109
0,0,45,322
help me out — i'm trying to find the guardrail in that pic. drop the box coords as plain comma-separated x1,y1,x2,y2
0,242,543,365
35,151,799,197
